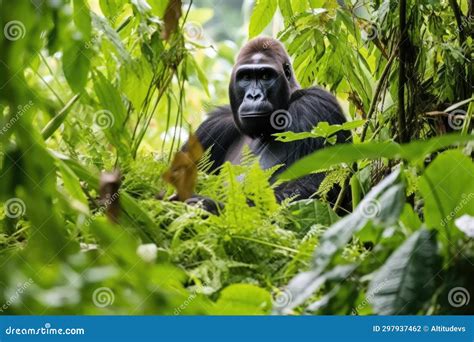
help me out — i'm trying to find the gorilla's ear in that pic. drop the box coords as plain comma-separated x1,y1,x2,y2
283,63,292,81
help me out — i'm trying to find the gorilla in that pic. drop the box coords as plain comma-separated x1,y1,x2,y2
187,37,350,206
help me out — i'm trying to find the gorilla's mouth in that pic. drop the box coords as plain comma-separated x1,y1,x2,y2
239,102,273,117
240,111,271,117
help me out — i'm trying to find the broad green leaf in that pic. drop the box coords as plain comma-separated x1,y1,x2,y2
278,0,293,19
278,169,404,311
42,94,80,140
56,159,89,213
93,70,130,154
63,38,92,93
419,150,474,243
249,0,278,38
399,204,422,233
73,0,92,40
277,264,356,312
212,284,272,315
188,56,210,97
274,120,365,143
287,199,339,233
368,229,440,315
280,134,474,180
99,0,126,18
312,169,404,275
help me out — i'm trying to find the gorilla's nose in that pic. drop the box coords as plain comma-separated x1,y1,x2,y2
245,91,263,101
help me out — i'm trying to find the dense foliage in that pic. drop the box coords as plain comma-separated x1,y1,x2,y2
0,0,473,315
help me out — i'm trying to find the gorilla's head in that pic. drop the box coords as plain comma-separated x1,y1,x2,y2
229,37,299,138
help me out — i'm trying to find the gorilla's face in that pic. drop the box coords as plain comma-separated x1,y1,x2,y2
229,52,292,138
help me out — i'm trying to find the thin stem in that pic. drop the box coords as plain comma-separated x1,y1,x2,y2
397,0,409,143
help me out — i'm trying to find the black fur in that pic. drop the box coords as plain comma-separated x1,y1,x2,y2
195,86,351,203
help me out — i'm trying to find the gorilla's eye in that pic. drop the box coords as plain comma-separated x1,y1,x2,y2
260,68,275,81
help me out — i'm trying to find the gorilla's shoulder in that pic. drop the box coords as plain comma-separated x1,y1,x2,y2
289,86,347,126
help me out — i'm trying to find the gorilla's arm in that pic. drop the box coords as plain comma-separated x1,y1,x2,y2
189,87,351,207
194,105,241,172
266,87,351,203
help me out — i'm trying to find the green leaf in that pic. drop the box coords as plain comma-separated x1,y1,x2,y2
419,150,474,244
368,229,440,315
287,199,339,233
42,94,81,140
312,169,404,275
278,0,293,19
280,134,474,181
188,56,210,97
63,38,92,93
212,284,272,315
249,0,278,38
278,264,357,312
278,169,405,311
73,0,92,40
56,159,89,213
274,120,365,143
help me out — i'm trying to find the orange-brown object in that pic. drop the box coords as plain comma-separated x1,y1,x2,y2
163,134,203,201
162,0,182,41
99,170,121,223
